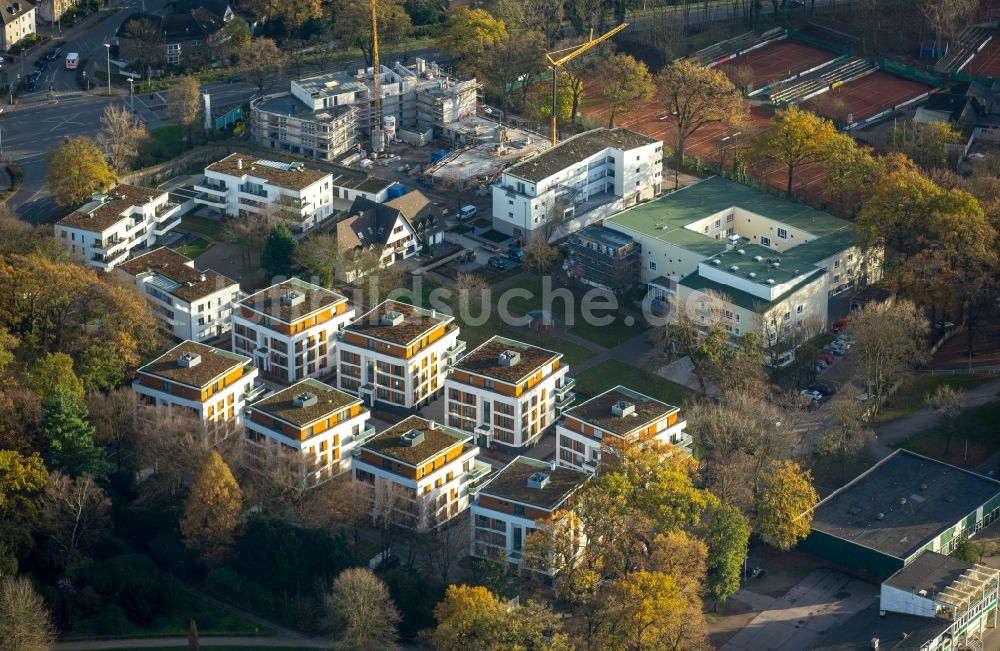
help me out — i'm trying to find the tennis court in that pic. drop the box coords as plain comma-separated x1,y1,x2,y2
966,36,1000,79
717,39,840,91
804,71,934,124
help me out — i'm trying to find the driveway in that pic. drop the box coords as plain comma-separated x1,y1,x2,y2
720,570,878,651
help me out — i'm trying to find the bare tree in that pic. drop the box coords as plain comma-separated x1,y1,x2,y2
97,104,148,173
324,568,400,651
221,210,278,268
455,272,489,317
238,38,287,98
85,387,138,474
926,384,967,456
39,472,111,569
820,394,875,482
522,232,561,275
921,0,978,58
0,576,56,651
346,247,407,307
167,76,203,134
421,519,470,585
293,234,343,288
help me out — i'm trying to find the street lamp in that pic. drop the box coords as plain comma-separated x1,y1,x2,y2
128,77,134,112
104,43,111,96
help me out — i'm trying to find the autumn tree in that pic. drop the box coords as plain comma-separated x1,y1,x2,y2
168,75,203,133
45,136,117,206
0,451,48,569
133,405,220,506
293,234,341,288
823,134,876,216
658,60,747,186
238,38,287,98
43,389,105,479
333,0,412,66
39,471,110,570
921,0,977,58
480,29,546,113
926,384,966,457
432,585,571,651
261,222,298,280
755,460,818,550
594,53,654,128
86,388,138,475
702,501,751,607
180,451,243,566
645,530,707,595
887,120,963,171
436,8,507,78
119,17,165,74
98,104,148,173
820,394,875,481
492,0,564,45
0,389,45,455
600,570,710,651
0,576,56,651
26,352,85,401
324,568,400,650
752,105,843,196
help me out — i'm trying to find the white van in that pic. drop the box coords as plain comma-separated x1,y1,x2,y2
458,205,477,220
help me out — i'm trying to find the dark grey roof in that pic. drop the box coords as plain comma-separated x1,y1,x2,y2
882,551,974,599
574,225,635,249
168,0,231,20
808,450,1000,560
811,602,952,651
505,127,658,183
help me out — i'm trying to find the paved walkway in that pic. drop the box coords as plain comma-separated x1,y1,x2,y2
56,637,328,650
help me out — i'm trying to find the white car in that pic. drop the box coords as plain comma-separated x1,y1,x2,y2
800,389,823,402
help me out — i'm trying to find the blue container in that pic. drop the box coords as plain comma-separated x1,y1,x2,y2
387,183,407,199
431,149,450,163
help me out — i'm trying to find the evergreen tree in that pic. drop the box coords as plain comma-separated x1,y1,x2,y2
42,389,104,478
181,451,242,566
260,222,298,280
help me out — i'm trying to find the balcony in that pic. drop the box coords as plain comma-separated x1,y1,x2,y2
467,460,494,494
154,216,182,236
94,236,123,251
243,383,267,403
194,178,227,194
238,183,268,198
583,459,599,474
444,340,467,364
555,378,575,396
555,392,576,408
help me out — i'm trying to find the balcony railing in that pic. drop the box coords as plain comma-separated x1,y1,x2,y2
195,178,227,193
239,183,268,198
555,378,576,396
444,340,467,363
243,383,267,403
556,392,576,407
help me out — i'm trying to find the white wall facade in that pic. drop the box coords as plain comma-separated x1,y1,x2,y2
556,416,688,474
131,276,240,343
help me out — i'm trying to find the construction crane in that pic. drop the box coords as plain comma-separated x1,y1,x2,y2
545,23,628,145
370,0,383,153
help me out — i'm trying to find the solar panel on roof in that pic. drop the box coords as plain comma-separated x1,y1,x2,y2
147,274,181,291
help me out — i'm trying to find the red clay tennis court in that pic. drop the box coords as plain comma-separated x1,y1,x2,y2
804,71,934,123
966,36,1000,79
717,39,839,90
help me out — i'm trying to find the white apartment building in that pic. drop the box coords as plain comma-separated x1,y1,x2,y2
353,416,487,531
117,247,240,342
337,301,464,412
445,336,574,451
133,341,261,443
232,278,354,384
194,154,337,234
492,127,663,240
0,1,35,51
556,385,689,474
471,456,589,573
244,378,373,484
55,186,183,271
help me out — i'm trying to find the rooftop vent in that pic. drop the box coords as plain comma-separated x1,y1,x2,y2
711,258,721,265
729,265,739,272
899,497,907,506
293,392,317,408
237,158,243,170
198,272,206,282
399,428,425,446
918,589,927,597
612,400,635,418
737,249,746,255
766,279,776,285
289,162,305,171
754,255,763,262
498,350,520,367
91,192,108,203
748,272,756,278
178,352,201,368
281,291,305,307
527,471,550,490
380,310,405,326
876,512,885,520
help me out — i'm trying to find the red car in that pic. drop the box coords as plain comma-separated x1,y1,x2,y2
820,352,834,365
831,318,849,334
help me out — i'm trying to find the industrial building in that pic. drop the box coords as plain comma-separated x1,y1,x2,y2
799,450,1000,580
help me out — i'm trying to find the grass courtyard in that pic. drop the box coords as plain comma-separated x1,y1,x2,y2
899,402,1000,468
573,360,693,406
876,373,996,423
174,237,212,259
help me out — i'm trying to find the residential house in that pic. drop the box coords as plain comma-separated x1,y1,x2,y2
445,336,574,451
491,127,663,241
231,278,354,384
244,378,372,484
470,456,589,573
337,301,464,412
37,0,72,25
117,247,240,342
132,341,261,443
116,7,226,69
54,185,183,271
335,190,443,266
352,416,486,531
556,385,688,473
0,1,35,51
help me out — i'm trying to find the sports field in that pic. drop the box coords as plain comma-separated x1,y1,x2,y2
804,71,934,124
966,36,1000,79
717,40,838,90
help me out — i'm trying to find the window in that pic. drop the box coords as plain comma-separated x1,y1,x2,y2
834,260,840,269
648,261,657,271
726,214,734,223
796,305,804,315
777,227,787,239
761,236,771,247
833,274,841,283
703,225,709,234
714,219,721,229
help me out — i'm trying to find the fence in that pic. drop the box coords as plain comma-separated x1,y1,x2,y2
788,31,851,56
876,59,945,87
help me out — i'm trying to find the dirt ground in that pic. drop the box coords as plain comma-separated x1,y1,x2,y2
930,320,1000,369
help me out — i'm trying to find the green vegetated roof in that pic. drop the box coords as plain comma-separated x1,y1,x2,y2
679,268,826,313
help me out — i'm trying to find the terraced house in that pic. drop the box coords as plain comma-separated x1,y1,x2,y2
352,416,487,531
117,248,240,342
132,341,261,443
556,385,689,473
470,456,589,573
244,379,372,485
444,336,575,451
337,301,464,412
232,278,354,384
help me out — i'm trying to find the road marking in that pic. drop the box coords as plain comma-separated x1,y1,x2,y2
48,112,85,131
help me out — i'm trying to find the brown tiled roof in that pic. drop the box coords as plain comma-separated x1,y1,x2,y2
118,247,238,303
206,153,328,191
454,336,560,384
138,341,251,389
57,185,165,233
345,300,450,346
478,456,588,511
239,278,348,323
0,1,34,25
363,416,470,466
250,378,361,427
566,385,678,437
384,190,433,223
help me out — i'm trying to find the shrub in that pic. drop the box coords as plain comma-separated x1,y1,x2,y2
118,575,170,625
97,604,132,635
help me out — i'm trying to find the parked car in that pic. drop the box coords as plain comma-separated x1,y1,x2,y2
29,70,41,83
800,389,823,402
820,352,834,365
24,80,36,92
505,246,522,262
46,47,62,61
831,317,850,334
36,60,47,72
458,205,478,220
396,163,411,173
808,383,836,396
487,256,508,270
815,360,828,371
935,321,956,330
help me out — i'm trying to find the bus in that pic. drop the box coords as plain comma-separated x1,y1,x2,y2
65,52,79,70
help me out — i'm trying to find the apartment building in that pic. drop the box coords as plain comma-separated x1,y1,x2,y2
445,336,574,451
352,416,486,531
132,341,261,443
470,456,589,573
605,176,882,346
556,385,689,473
0,1,35,51
564,225,641,291
55,186,183,271
244,378,372,484
337,301,464,412
194,154,336,234
232,278,354,384
492,127,663,240
117,248,240,342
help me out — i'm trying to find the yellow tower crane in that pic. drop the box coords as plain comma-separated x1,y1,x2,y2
370,0,383,153
545,23,628,145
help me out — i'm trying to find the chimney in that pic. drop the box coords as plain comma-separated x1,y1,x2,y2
198,272,206,282
178,352,201,368
237,158,243,170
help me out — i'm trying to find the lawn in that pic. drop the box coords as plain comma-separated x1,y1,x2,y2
573,360,693,406
112,647,301,651
180,214,224,239
876,374,996,423
568,311,649,349
175,237,212,259
500,278,546,316
899,402,1000,468
137,125,206,168
514,332,596,367
486,266,524,286
455,313,505,351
